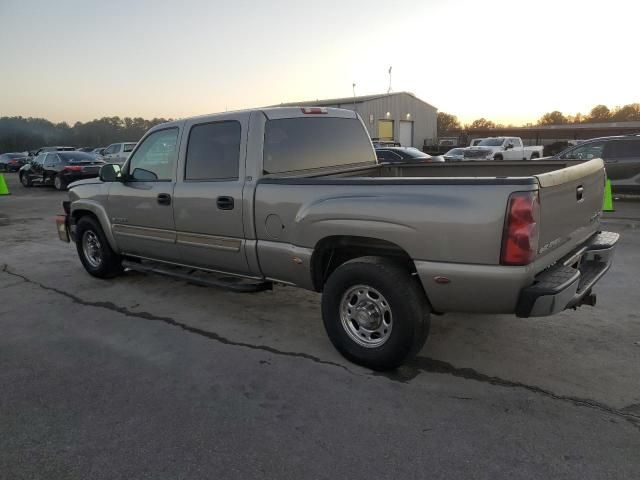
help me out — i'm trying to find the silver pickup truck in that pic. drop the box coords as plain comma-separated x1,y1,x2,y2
56,107,618,370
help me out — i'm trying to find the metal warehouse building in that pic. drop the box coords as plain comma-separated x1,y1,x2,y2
278,92,437,148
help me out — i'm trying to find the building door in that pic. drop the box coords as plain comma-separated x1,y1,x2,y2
399,121,413,147
377,120,393,140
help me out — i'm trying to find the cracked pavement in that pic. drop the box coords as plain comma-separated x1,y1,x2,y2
1,173,639,479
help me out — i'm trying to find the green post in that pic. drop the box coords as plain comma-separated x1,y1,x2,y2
602,179,614,212
0,174,10,195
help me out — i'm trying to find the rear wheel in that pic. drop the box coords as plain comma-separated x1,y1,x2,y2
530,153,539,160
53,175,66,191
75,216,123,278
493,154,503,161
321,256,430,370
20,173,32,187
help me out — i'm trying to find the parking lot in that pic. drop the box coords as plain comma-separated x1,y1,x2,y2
1,171,639,478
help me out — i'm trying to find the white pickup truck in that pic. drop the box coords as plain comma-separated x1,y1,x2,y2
464,137,543,161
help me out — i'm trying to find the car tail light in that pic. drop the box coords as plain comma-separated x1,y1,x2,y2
301,107,327,114
64,165,83,172
500,191,540,266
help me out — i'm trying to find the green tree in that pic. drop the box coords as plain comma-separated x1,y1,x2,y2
611,103,640,122
538,111,568,125
468,118,495,129
437,112,461,134
586,105,611,123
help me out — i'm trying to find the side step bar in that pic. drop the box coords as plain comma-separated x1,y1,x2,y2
121,259,273,293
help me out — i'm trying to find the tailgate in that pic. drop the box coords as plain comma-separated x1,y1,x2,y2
535,158,605,259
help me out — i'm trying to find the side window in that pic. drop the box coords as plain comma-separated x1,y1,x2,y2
560,141,605,160
112,144,122,154
44,153,58,166
604,140,640,158
512,138,522,148
104,145,115,155
33,154,45,165
123,143,135,153
185,121,241,181
127,128,179,181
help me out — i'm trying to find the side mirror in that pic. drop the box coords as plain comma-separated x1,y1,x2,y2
99,163,122,182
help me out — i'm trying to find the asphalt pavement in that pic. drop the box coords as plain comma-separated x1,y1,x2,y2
1,172,638,479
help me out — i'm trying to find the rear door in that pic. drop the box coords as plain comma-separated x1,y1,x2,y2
535,158,604,259
107,127,182,262
172,115,250,275
602,138,640,181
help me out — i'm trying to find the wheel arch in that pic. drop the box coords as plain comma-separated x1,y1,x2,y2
70,201,118,251
310,235,416,292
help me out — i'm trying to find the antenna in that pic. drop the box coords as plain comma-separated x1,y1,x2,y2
387,66,392,94
352,83,356,110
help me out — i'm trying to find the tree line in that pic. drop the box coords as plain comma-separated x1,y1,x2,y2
0,116,172,153
438,103,640,133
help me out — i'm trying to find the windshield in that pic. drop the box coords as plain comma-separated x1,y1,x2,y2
59,152,102,162
404,147,429,158
445,148,464,155
477,138,504,147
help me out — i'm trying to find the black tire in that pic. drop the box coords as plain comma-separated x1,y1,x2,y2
493,154,503,161
20,173,32,187
321,256,430,370
53,174,66,191
75,216,123,278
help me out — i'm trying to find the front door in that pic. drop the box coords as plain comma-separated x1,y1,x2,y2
172,117,250,275
107,127,182,262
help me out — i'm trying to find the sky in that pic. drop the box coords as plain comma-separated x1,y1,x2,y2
1,0,638,125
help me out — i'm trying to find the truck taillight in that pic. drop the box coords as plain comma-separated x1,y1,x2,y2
301,107,327,114
500,191,540,266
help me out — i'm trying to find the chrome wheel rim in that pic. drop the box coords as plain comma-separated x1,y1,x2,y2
340,285,393,348
54,176,61,189
21,175,28,186
82,230,103,268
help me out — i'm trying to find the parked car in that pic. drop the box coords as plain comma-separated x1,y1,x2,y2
548,134,640,191
0,152,28,172
32,146,76,157
56,107,617,370
464,137,543,161
371,140,401,148
20,151,105,190
102,142,137,165
375,146,443,163
443,148,466,161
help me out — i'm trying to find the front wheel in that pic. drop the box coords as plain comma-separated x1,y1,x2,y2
20,173,32,187
75,216,123,278
321,257,430,370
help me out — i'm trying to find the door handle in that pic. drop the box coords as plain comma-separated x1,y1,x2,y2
157,193,171,205
576,185,584,201
216,196,234,210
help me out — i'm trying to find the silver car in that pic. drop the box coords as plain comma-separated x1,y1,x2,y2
102,142,137,165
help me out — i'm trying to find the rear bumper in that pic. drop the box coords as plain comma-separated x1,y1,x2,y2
61,172,100,183
515,231,619,318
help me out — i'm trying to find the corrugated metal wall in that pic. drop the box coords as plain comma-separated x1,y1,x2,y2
320,93,438,148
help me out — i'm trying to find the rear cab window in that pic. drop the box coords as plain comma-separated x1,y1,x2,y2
263,117,375,174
